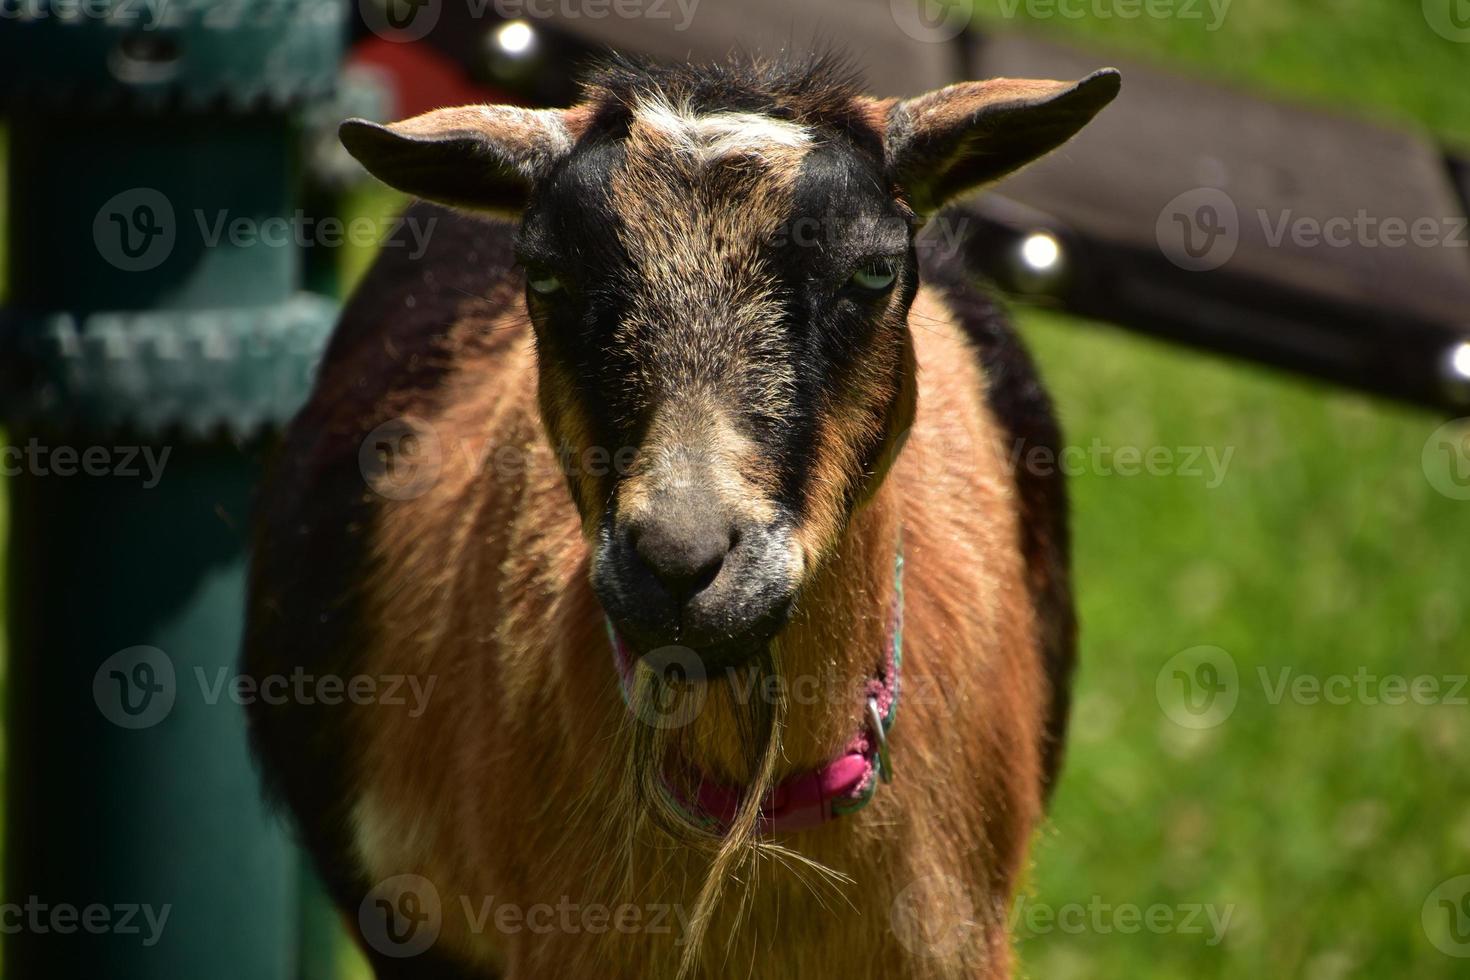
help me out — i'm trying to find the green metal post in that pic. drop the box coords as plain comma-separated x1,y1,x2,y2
0,2,344,976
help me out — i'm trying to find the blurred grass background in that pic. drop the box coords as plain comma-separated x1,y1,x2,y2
1019,312,1469,979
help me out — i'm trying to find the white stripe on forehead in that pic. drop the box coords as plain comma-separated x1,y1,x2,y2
631,95,813,163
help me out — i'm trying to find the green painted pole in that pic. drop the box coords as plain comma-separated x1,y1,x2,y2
0,2,344,976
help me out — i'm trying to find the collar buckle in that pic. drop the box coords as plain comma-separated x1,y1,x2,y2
866,696,893,784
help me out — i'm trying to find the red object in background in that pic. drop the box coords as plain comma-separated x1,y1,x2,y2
349,36,518,118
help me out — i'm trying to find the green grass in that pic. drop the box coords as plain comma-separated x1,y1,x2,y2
956,2,1470,976
971,0,1470,147
1016,310,1470,979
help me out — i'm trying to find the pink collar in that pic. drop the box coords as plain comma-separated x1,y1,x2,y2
607,551,904,834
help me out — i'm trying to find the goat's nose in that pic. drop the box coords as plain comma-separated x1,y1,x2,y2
628,506,733,603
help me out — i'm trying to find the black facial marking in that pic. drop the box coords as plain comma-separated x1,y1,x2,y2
768,137,918,517
517,135,641,480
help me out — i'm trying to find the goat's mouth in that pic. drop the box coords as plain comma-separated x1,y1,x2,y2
607,596,795,675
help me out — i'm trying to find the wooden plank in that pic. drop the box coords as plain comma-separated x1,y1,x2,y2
968,32,1470,407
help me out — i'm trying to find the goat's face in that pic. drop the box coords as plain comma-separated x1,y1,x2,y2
517,104,921,666
341,60,1119,667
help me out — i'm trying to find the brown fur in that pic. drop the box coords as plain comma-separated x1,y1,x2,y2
343,280,1043,978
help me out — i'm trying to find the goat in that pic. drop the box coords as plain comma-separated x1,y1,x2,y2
244,54,1118,979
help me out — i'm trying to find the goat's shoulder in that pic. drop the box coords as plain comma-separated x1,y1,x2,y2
246,200,526,686
324,201,522,367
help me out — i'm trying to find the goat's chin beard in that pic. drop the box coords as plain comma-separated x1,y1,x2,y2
603,645,843,979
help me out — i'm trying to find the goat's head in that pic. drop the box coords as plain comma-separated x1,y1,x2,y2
342,58,1118,670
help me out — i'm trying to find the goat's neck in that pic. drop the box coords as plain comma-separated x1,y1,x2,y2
779,477,903,771
688,478,903,782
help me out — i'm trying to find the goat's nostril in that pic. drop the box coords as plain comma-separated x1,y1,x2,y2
629,516,732,603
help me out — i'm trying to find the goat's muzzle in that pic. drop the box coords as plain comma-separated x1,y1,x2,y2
592,486,798,671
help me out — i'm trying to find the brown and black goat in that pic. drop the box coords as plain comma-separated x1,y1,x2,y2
244,55,1118,979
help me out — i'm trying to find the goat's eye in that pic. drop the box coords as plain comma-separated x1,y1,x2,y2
848,259,897,292
526,268,564,297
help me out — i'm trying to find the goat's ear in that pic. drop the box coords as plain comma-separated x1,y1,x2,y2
882,68,1120,216
339,105,575,214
